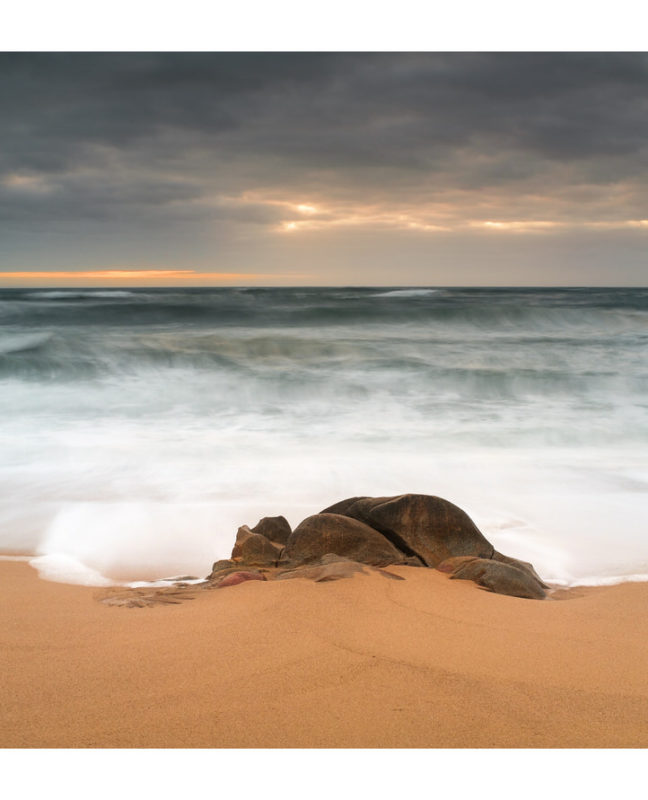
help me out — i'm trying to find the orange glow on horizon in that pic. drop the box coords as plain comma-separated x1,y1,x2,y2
0,269,307,287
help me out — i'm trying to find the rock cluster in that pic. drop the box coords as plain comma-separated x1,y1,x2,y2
208,495,549,600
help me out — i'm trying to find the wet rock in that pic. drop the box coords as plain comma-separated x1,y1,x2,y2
231,525,282,566
281,513,406,567
251,515,292,545
324,494,494,567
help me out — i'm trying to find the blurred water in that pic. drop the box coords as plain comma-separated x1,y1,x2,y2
0,286,646,586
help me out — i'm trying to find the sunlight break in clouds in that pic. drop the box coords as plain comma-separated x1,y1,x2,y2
275,206,648,236
224,192,648,238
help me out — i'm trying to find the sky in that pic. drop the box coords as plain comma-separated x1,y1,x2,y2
1,51,647,286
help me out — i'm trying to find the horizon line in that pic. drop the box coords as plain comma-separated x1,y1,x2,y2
0,284,646,290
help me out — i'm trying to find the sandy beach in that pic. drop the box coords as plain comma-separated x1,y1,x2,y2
2,560,648,748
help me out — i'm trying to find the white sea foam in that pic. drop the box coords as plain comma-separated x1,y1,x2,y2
33,502,247,582
6,442,647,587
29,553,116,586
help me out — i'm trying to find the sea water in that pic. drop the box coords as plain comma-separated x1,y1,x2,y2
0,286,646,587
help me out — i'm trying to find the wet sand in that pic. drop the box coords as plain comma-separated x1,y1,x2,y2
2,560,648,748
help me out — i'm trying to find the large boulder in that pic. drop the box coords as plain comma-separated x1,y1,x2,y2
280,513,406,567
231,525,282,566
251,515,292,545
321,497,368,516
322,494,493,567
439,556,547,600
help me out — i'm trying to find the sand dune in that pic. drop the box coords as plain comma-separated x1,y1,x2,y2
2,561,648,748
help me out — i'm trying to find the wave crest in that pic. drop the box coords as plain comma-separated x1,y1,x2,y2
371,288,439,297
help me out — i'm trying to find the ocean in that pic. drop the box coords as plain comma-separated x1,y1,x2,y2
1,286,646,587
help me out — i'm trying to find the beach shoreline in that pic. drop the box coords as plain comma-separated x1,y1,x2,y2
2,559,648,748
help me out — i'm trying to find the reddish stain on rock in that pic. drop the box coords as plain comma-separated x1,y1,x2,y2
217,571,267,588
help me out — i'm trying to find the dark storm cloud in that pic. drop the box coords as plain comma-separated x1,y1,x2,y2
3,52,648,173
0,53,347,171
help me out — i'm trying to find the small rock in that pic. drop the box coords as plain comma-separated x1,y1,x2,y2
446,557,547,600
276,560,368,582
208,559,239,582
218,571,267,588
231,525,282,566
492,550,548,588
275,554,403,583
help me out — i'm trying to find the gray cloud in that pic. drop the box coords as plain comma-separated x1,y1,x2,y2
3,53,648,171
1,53,647,281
